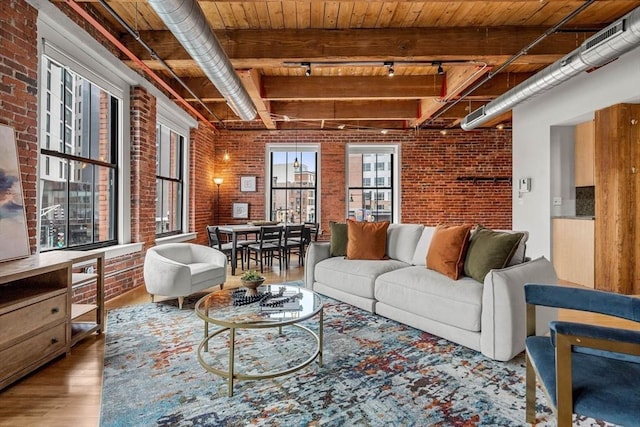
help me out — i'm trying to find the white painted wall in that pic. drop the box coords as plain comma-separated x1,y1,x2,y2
549,126,576,218
512,46,640,259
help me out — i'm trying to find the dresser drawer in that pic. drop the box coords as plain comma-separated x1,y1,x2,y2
0,293,67,347
0,322,67,381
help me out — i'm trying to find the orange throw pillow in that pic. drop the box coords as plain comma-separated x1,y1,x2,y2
346,220,390,260
426,224,473,280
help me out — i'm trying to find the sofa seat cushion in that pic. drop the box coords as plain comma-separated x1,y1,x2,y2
190,262,226,287
374,266,483,332
315,257,409,299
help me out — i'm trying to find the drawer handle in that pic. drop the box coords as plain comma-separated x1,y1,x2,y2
51,307,59,314
51,337,59,344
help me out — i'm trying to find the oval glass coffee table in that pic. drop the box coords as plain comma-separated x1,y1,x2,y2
194,284,324,396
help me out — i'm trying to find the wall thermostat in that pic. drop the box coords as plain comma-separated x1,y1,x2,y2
519,177,531,193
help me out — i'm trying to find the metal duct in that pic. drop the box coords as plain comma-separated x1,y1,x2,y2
147,0,257,121
461,6,640,130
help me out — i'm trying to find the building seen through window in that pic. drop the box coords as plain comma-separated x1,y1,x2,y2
348,150,395,222
269,149,317,224
39,57,118,250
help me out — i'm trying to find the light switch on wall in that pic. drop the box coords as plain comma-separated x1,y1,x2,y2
553,197,562,206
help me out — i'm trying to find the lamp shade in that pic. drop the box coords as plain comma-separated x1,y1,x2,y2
213,178,224,185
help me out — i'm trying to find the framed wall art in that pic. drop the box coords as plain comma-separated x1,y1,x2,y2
0,124,30,262
232,202,249,219
240,176,256,192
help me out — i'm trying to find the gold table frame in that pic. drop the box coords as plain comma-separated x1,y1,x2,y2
194,285,324,397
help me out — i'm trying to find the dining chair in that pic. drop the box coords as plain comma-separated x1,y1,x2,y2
281,224,305,268
206,225,244,270
246,225,284,273
524,283,640,427
304,221,319,242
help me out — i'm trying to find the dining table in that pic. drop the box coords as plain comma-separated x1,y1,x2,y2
218,223,313,275
217,224,263,275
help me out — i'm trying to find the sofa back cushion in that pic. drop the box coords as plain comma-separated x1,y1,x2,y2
426,224,473,280
346,220,390,260
329,221,348,257
411,226,436,266
387,223,424,264
496,229,529,265
464,226,525,283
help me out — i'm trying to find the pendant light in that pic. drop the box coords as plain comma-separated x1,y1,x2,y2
293,127,300,169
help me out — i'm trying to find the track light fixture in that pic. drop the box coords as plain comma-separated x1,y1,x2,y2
303,62,311,77
384,61,395,77
434,62,445,75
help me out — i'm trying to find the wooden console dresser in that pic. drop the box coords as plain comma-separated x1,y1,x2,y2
0,250,104,390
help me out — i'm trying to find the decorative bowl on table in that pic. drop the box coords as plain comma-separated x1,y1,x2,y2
240,270,265,296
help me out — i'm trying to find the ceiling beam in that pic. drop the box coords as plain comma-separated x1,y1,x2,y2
270,100,419,121
236,69,277,129
174,72,536,101
121,27,589,66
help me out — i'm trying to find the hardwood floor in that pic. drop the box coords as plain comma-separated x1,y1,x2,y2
0,262,637,426
0,263,303,427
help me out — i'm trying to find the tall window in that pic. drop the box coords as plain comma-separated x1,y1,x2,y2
39,57,118,250
268,146,318,224
155,124,184,235
347,146,398,222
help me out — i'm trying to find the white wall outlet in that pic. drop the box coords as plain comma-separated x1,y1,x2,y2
553,197,562,206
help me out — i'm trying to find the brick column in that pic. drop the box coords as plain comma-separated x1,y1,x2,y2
0,0,39,253
130,86,157,248
190,123,217,245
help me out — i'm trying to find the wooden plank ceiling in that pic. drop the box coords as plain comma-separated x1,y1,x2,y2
61,1,640,131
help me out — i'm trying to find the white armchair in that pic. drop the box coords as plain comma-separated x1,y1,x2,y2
143,243,227,309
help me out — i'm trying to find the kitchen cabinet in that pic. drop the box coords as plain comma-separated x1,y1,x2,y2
575,120,595,187
552,217,595,288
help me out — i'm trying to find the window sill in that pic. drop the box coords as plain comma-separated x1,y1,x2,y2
98,242,144,260
75,232,197,262
155,232,197,245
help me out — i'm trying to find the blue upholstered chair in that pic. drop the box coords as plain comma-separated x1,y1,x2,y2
524,284,640,426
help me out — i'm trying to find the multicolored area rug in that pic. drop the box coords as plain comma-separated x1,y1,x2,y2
100,282,608,427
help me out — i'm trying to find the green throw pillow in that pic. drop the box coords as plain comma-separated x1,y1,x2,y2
464,226,524,283
329,221,348,257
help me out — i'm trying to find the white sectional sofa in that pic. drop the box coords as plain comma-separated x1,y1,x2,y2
304,223,557,361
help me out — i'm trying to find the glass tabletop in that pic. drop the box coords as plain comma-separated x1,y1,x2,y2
195,284,323,327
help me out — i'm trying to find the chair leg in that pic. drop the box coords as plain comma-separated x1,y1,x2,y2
178,296,184,309
259,251,264,273
525,352,537,425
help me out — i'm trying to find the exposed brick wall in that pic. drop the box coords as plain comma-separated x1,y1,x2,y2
0,0,39,253
213,129,513,239
190,124,217,245
130,86,157,249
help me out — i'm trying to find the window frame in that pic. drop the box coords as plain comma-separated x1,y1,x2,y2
38,54,122,251
265,143,321,224
154,122,186,237
346,144,400,223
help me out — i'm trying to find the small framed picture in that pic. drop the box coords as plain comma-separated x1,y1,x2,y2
240,176,256,192
232,202,249,219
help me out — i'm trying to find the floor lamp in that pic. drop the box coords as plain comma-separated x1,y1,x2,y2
214,177,223,224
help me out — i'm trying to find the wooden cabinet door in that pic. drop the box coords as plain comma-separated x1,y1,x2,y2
575,121,595,187
594,103,640,294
